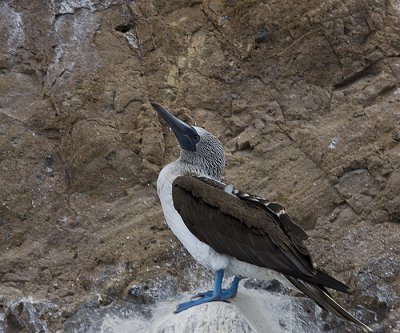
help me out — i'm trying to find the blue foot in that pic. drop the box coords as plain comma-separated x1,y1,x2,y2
175,292,227,313
175,273,242,314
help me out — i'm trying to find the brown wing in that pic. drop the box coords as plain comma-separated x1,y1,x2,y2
198,176,312,265
172,175,349,292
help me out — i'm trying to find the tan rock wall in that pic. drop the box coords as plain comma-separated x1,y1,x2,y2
0,0,399,331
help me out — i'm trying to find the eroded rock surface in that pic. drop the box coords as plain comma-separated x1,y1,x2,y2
0,0,399,332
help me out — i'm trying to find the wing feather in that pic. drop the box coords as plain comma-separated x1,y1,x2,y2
172,176,349,292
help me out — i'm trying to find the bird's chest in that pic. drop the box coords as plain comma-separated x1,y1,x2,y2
157,176,206,254
157,170,229,270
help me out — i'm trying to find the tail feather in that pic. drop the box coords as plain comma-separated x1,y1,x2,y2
312,269,350,293
285,275,373,332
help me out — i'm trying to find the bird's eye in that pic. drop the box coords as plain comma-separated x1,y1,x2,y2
194,134,200,142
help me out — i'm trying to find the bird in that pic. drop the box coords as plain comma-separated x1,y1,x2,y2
150,102,372,332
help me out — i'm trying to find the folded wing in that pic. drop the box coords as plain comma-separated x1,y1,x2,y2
172,175,348,292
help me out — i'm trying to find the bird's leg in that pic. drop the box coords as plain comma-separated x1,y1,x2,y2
175,269,225,313
192,275,243,300
175,272,243,313
224,275,242,298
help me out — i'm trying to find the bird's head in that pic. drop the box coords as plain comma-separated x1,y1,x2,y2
151,102,225,180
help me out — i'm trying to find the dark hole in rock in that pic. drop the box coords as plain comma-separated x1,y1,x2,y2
115,23,133,33
44,155,54,167
105,150,116,161
255,28,269,44
16,302,24,317
392,132,400,142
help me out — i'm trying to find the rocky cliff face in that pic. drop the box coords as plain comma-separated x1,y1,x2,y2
0,0,399,332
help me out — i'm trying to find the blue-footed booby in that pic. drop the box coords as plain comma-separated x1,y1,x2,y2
151,102,372,332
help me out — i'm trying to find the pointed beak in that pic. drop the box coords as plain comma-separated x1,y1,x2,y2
151,102,199,152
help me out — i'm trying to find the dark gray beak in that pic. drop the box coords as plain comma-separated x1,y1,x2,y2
151,102,199,152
